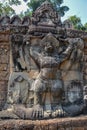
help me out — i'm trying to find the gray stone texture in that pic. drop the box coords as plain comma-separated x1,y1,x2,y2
0,1,87,120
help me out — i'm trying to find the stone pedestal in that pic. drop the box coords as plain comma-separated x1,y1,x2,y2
0,116,87,130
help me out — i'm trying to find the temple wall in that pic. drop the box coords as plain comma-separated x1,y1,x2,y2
0,31,10,110
0,24,27,110
1,1,87,128
0,15,29,109
0,14,87,115
83,39,87,85
0,25,87,110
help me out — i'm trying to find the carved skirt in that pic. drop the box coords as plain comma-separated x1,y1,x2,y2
30,77,63,94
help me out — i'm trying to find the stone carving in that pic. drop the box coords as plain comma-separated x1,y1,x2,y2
33,1,61,26
10,15,21,25
83,85,87,115
63,80,84,116
63,20,74,29
67,81,83,104
25,34,84,118
1,1,85,120
7,73,30,105
22,16,31,25
11,34,26,71
29,1,61,35
0,16,10,25
60,37,84,71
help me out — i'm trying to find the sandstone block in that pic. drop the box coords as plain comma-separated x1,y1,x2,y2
0,64,8,71
0,81,7,91
0,34,9,42
0,71,9,80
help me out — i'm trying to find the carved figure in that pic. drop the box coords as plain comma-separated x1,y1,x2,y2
60,37,84,71
67,38,84,72
27,35,78,118
63,81,84,116
7,74,30,106
11,35,26,71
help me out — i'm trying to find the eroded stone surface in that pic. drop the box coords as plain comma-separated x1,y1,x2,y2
0,116,87,130
0,0,87,120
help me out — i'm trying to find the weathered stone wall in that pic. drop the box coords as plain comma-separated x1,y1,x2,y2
0,30,10,110
0,116,87,130
83,39,87,85
0,1,87,128
0,7,87,129
0,13,87,115
0,15,29,109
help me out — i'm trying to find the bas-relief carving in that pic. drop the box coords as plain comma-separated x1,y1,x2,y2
8,34,84,119
63,81,84,116
32,0,61,26
11,34,27,72
10,15,21,25
67,81,83,103
6,1,85,119
7,73,31,105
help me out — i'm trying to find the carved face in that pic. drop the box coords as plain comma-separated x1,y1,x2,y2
68,87,81,103
44,42,54,53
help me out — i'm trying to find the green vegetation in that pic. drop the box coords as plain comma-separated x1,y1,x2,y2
68,15,87,31
0,0,22,16
0,0,69,17
0,0,87,31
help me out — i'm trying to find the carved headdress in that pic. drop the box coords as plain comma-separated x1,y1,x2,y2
28,1,61,35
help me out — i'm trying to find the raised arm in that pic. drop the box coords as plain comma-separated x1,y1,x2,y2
29,47,41,65
59,39,74,63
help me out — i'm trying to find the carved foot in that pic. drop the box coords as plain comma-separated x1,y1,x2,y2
0,110,19,119
13,104,26,119
44,110,52,119
13,104,33,119
32,105,44,119
52,105,67,118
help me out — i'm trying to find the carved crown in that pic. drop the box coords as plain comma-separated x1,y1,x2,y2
28,1,61,35
32,0,61,26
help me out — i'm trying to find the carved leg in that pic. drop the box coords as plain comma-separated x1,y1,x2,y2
31,78,49,119
34,91,40,105
52,105,67,118
13,104,34,119
31,92,44,119
51,80,66,118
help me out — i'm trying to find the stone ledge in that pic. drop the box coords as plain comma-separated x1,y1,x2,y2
0,116,87,130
